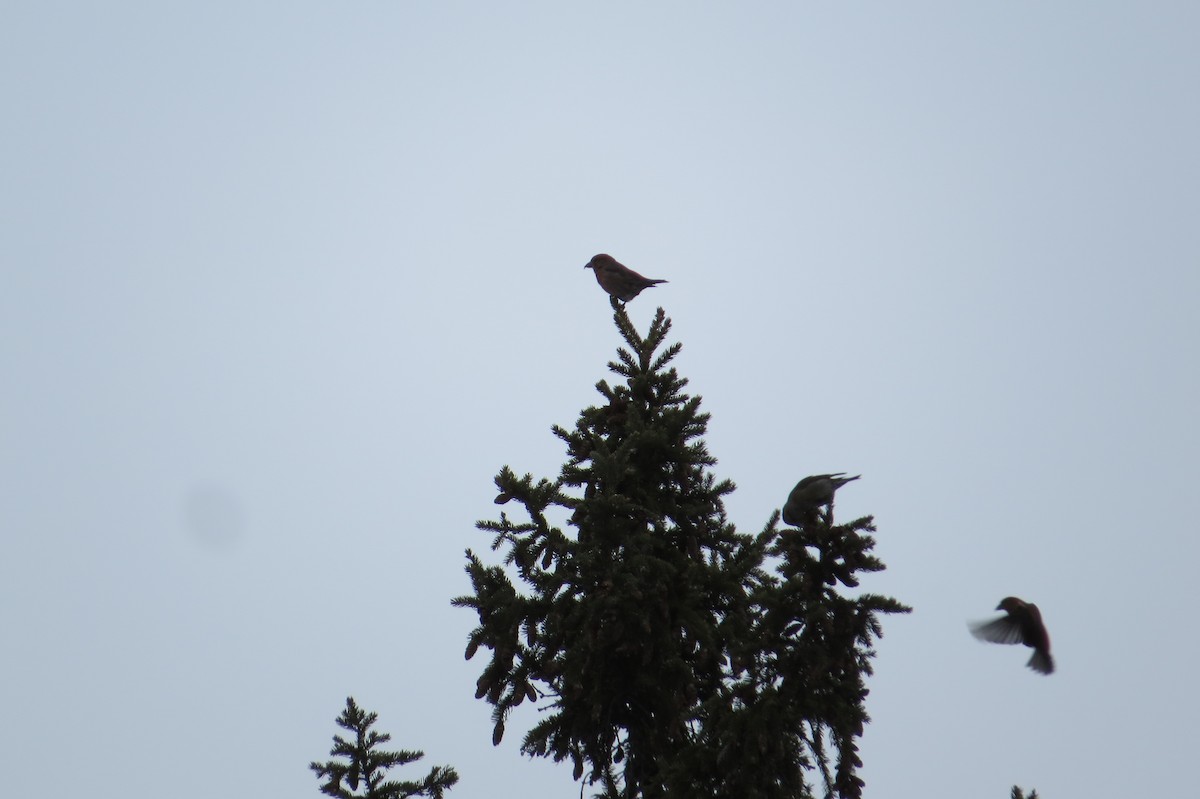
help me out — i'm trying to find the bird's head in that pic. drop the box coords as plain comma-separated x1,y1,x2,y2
996,597,1025,613
585,254,613,270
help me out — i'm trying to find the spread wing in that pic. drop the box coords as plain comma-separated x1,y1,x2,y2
970,615,1025,645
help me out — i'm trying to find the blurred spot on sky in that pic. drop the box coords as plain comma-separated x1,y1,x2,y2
182,482,245,550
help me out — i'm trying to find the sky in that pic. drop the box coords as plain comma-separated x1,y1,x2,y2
2,3,1197,797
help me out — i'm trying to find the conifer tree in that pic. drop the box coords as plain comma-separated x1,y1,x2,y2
455,300,908,798
310,697,458,799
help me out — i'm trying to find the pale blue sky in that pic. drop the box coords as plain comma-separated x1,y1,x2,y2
2,3,1197,797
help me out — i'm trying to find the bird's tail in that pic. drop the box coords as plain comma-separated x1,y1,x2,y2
1027,650,1055,675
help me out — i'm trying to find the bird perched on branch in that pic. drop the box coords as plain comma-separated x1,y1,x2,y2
970,596,1054,675
584,254,667,302
781,473,860,527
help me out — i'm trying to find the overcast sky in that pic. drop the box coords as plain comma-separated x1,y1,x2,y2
2,3,1197,797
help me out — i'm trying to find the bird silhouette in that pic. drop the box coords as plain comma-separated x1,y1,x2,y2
584,254,667,302
781,473,860,527
970,596,1054,675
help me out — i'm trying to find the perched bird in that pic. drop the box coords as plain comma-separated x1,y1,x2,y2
970,597,1054,675
584,254,667,302
781,473,860,527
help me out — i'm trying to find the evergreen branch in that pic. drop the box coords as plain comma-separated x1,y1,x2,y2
310,698,458,798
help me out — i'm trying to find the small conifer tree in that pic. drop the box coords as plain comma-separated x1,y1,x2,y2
310,697,458,799
455,300,908,798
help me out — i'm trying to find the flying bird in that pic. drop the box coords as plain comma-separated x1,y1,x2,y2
781,473,860,527
584,254,667,302
970,596,1054,675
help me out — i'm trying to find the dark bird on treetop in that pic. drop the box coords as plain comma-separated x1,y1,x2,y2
781,473,860,527
584,254,667,302
970,596,1054,675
